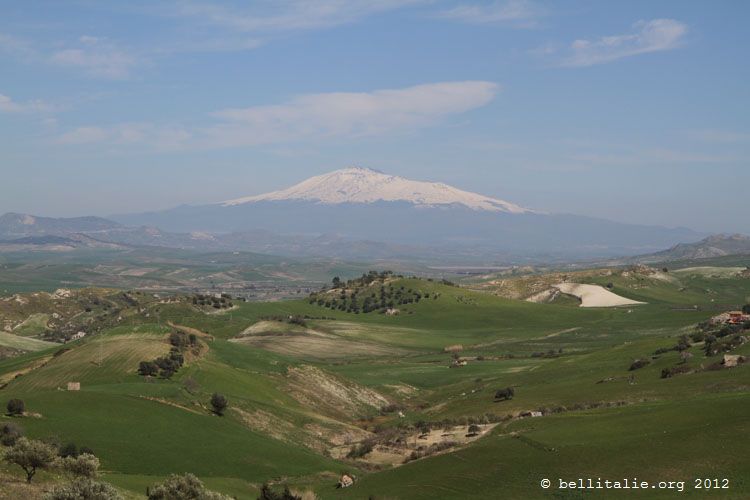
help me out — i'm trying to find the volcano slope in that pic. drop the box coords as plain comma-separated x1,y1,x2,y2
0,262,749,499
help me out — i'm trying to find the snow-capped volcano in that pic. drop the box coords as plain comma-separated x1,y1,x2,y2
222,167,530,213
110,166,703,259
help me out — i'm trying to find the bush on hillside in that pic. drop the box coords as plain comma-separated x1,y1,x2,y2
0,422,24,446
494,387,514,401
629,359,650,371
6,398,25,416
346,440,374,459
44,478,123,500
467,424,481,436
138,361,159,377
258,483,302,500
61,453,100,478
210,393,228,416
147,473,231,500
661,365,692,379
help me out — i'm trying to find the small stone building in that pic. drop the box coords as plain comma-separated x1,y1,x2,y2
723,354,746,368
338,474,355,488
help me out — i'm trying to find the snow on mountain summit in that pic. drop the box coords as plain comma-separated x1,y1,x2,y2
222,167,531,213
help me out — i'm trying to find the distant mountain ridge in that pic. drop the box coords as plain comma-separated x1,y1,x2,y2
110,167,704,258
1,167,722,261
633,234,750,263
0,212,119,239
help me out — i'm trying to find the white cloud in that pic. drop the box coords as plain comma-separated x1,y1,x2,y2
56,81,499,149
56,126,110,144
436,0,542,26
0,32,35,59
50,37,138,79
56,123,190,148
0,93,55,113
560,19,687,67
173,0,425,33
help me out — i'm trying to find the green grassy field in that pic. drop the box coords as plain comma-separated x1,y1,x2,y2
0,262,748,499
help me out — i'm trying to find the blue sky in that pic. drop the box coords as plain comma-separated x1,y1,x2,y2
1,1,748,233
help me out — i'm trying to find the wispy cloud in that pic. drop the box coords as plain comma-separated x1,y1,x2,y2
557,19,687,67
687,129,750,144
571,148,737,167
436,0,542,26
0,32,139,79
170,0,425,33
0,32,36,59
50,36,138,79
56,81,499,149
57,123,190,148
0,92,56,113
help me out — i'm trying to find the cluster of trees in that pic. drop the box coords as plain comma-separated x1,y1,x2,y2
2,428,234,499
138,331,197,379
330,271,396,289
694,320,748,357
310,282,435,314
2,428,100,488
404,440,458,463
654,334,692,355
1,411,248,499
192,293,233,309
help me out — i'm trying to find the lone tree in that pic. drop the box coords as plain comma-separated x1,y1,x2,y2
467,424,481,436
743,304,750,314
494,387,515,401
7,398,25,416
4,437,58,483
210,393,228,416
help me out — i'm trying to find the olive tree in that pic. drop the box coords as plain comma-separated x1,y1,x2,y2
4,437,58,483
6,398,25,416
210,393,228,416
62,453,100,478
44,478,123,500
147,473,231,500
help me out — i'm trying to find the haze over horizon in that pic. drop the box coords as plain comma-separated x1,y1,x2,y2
2,1,749,233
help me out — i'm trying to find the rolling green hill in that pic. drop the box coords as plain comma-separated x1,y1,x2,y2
0,265,749,498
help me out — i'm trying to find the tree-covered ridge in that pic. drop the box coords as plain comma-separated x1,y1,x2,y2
307,271,445,314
